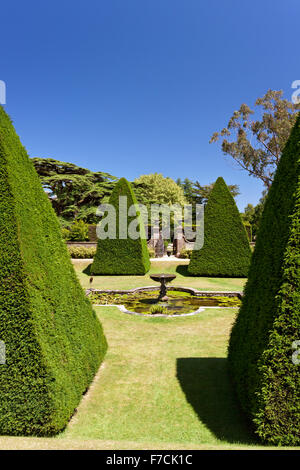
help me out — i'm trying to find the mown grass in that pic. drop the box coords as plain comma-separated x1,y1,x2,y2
58,307,296,449
73,259,246,291
60,306,257,448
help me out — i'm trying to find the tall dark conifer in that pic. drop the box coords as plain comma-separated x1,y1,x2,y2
188,177,251,277
0,107,107,435
228,115,300,445
92,178,150,275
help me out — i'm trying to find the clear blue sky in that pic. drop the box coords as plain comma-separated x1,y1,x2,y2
1,0,299,210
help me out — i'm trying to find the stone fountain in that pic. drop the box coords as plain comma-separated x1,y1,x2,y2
150,273,176,301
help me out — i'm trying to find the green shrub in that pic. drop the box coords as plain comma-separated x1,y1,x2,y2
67,245,96,259
178,249,192,259
0,106,107,436
243,221,252,242
148,247,155,258
228,115,300,446
91,178,150,275
67,220,89,241
149,305,169,315
61,227,71,240
188,177,251,277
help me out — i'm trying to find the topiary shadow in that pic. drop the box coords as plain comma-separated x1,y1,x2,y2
83,263,92,275
176,265,191,277
176,357,258,445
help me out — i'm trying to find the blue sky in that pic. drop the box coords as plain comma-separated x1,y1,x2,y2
1,0,299,210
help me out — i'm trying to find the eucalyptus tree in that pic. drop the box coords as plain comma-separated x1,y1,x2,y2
210,89,300,189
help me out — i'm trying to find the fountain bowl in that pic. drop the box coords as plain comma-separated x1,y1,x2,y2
149,274,176,283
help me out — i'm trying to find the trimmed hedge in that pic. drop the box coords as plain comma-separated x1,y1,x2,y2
91,178,150,274
0,106,107,436
67,245,96,259
188,177,251,277
228,115,300,446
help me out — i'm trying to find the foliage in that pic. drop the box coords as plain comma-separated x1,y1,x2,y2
209,296,241,307
67,245,96,259
32,157,117,223
149,305,169,315
148,247,155,258
175,178,197,203
242,193,267,239
188,177,251,277
228,114,300,445
210,90,300,188
91,178,150,275
178,249,193,259
242,221,252,242
64,220,89,241
134,173,187,207
61,227,71,240
192,181,240,204
0,106,107,435
163,240,168,248
241,203,255,223
176,178,240,236
176,177,239,205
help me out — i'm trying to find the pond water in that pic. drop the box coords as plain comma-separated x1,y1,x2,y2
89,290,241,315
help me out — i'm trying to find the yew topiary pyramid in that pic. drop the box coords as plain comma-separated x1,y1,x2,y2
91,177,150,274
228,115,300,446
188,177,251,277
0,106,107,436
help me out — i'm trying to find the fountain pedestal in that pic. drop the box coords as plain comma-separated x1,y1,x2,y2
150,274,177,301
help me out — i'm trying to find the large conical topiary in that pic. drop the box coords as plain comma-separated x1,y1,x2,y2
91,177,150,274
0,106,107,436
228,115,300,446
188,177,251,277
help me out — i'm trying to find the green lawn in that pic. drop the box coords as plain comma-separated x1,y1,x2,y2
73,259,246,291
61,306,260,449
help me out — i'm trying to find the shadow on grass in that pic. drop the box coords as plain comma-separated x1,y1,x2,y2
176,265,190,277
176,357,257,445
83,263,92,275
